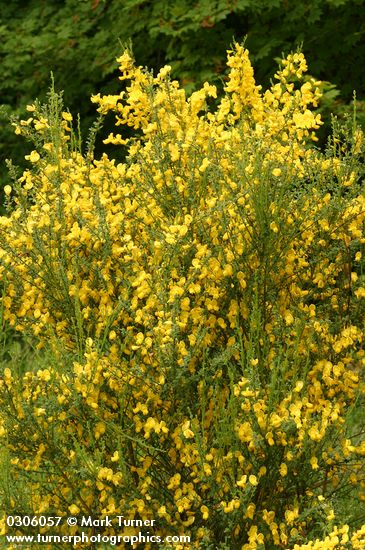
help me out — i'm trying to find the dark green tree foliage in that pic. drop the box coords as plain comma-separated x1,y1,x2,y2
1,0,365,191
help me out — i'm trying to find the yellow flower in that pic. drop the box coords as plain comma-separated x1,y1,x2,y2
285,507,299,525
284,311,294,325
69,504,80,515
98,467,114,480
293,109,319,129
25,150,40,163
237,421,253,443
94,422,106,439
249,474,258,486
355,287,365,298
237,475,247,488
245,503,256,519
199,158,210,173
182,420,195,439
310,456,319,470
111,451,119,462
62,111,73,122
279,463,288,477
201,505,209,520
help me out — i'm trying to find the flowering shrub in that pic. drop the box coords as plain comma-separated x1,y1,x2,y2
0,44,365,548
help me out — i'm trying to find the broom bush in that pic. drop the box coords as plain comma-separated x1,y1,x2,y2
0,44,364,549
